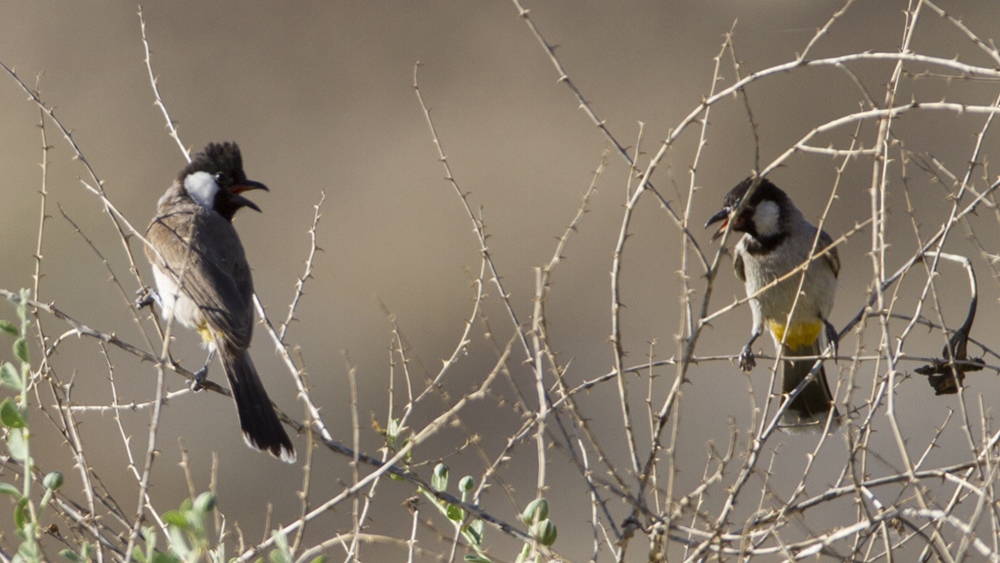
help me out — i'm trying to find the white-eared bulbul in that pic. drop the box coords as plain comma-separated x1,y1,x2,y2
707,177,842,432
139,142,295,462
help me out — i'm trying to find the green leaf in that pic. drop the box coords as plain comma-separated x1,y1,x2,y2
445,503,464,522
268,548,292,563
1,398,27,428
13,337,28,364
59,548,82,562
14,498,28,529
162,510,187,528
308,558,328,563
515,543,532,563
465,519,484,546
387,418,401,436
80,542,95,559
268,530,292,563
62,543,96,563
0,481,20,497
0,362,21,391
17,534,42,561
7,427,28,461
464,556,492,563
150,551,182,563
193,491,216,513
0,319,17,336
166,526,190,559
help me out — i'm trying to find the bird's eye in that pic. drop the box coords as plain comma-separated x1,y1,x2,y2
214,172,229,185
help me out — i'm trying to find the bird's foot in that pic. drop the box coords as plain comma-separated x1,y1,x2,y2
738,346,756,372
135,287,160,310
190,365,209,392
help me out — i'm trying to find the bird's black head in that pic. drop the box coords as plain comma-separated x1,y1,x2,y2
705,176,790,241
181,142,268,221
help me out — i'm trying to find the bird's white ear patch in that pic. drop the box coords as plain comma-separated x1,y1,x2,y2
753,199,781,237
184,171,219,210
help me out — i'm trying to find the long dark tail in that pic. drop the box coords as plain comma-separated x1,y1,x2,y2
780,340,841,433
220,347,296,462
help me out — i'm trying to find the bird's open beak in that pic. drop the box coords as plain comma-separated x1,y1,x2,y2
230,180,269,212
705,208,731,241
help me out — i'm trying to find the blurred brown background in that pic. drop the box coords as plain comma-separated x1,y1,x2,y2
2,1,999,560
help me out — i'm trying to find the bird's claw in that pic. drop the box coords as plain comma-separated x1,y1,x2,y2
190,365,208,393
738,346,756,372
135,287,159,310
824,320,839,363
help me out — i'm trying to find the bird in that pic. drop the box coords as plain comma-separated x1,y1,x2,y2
706,176,841,433
137,142,296,462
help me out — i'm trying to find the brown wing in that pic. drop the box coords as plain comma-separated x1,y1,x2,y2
145,202,255,348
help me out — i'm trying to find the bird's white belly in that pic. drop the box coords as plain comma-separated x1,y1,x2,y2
152,265,203,332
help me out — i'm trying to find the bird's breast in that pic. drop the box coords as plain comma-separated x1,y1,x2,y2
738,237,836,323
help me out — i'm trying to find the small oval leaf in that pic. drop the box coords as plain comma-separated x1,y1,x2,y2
466,519,485,545
13,337,28,364
0,319,17,336
0,481,21,497
14,499,27,528
445,503,464,522
7,428,29,461
0,363,21,391
1,398,27,428
59,548,82,562
161,510,187,528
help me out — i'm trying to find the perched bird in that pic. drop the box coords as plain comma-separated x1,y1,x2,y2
706,177,841,432
138,142,295,462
